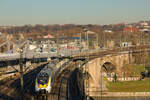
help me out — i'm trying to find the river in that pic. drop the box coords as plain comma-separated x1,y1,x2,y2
93,97,150,100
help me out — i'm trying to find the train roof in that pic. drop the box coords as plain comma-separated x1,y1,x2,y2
38,63,55,76
37,59,69,77
38,67,53,76
37,60,59,77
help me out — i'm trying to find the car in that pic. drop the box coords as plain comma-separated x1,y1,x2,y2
50,48,57,53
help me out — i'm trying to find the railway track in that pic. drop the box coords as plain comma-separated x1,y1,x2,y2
0,63,47,100
46,61,75,100
19,63,48,100
1,45,150,100
34,60,81,100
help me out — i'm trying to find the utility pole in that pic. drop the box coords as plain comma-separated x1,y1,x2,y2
48,40,50,61
120,32,123,52
79,32,82,56
86,30,89,51
80,32,82,49
80,32,82,45
20,47,24,91
57,33,59,57
96,34,99,48
103,31,106,48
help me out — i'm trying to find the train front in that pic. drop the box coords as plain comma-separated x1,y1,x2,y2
35,72,51,94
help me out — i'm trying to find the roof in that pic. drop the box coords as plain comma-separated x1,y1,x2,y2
38,62,57,76
43,34,54,38
123,27,138,32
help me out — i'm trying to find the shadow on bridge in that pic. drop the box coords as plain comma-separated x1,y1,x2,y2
67,68,84,100
67,68,94,100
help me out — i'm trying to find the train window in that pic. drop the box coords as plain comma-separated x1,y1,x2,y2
37,73,49,85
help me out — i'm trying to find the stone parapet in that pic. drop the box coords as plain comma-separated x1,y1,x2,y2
89,92,150,97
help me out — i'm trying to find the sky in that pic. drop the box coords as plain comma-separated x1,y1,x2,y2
0,0,150,26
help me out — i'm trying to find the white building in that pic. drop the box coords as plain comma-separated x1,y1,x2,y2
104,30,113,33
139,29,150,33
29,45,37,50
140,22,148,26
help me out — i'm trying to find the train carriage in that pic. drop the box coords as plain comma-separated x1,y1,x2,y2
35,59,69,94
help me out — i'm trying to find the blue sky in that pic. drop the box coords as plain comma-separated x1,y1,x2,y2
0,0,150,25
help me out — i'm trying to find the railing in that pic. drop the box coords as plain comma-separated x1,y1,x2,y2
1,44,150,61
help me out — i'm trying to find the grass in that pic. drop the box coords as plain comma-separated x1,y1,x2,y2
133,64,145,75
106,64,150,92
122,64,145,77
107,78,150,92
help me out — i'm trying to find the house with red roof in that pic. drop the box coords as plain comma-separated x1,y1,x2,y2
123,27,138,33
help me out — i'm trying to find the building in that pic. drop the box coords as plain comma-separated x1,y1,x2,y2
140,22,148,26
139,21,150,33
43,34,54,38
106,40,115,48
139,29,150,33
121,42,132,47
123,27,138,33
104,30,113,33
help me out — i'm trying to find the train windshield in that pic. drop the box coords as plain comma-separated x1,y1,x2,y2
37,73,49,85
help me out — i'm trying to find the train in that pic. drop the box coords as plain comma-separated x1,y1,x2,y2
35,59,69,94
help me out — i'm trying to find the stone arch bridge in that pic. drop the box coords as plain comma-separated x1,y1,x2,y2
78,50,149,97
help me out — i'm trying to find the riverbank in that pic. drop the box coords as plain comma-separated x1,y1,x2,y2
106,78,150,92
102,92,150,97
93,96,150,100
89,92,150,97
88,78,150,97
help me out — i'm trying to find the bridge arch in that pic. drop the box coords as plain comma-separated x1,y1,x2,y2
102,61,116,77
102,62,116,73
82,53,131,96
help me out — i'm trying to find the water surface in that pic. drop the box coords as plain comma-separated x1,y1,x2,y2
93,97,150,100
